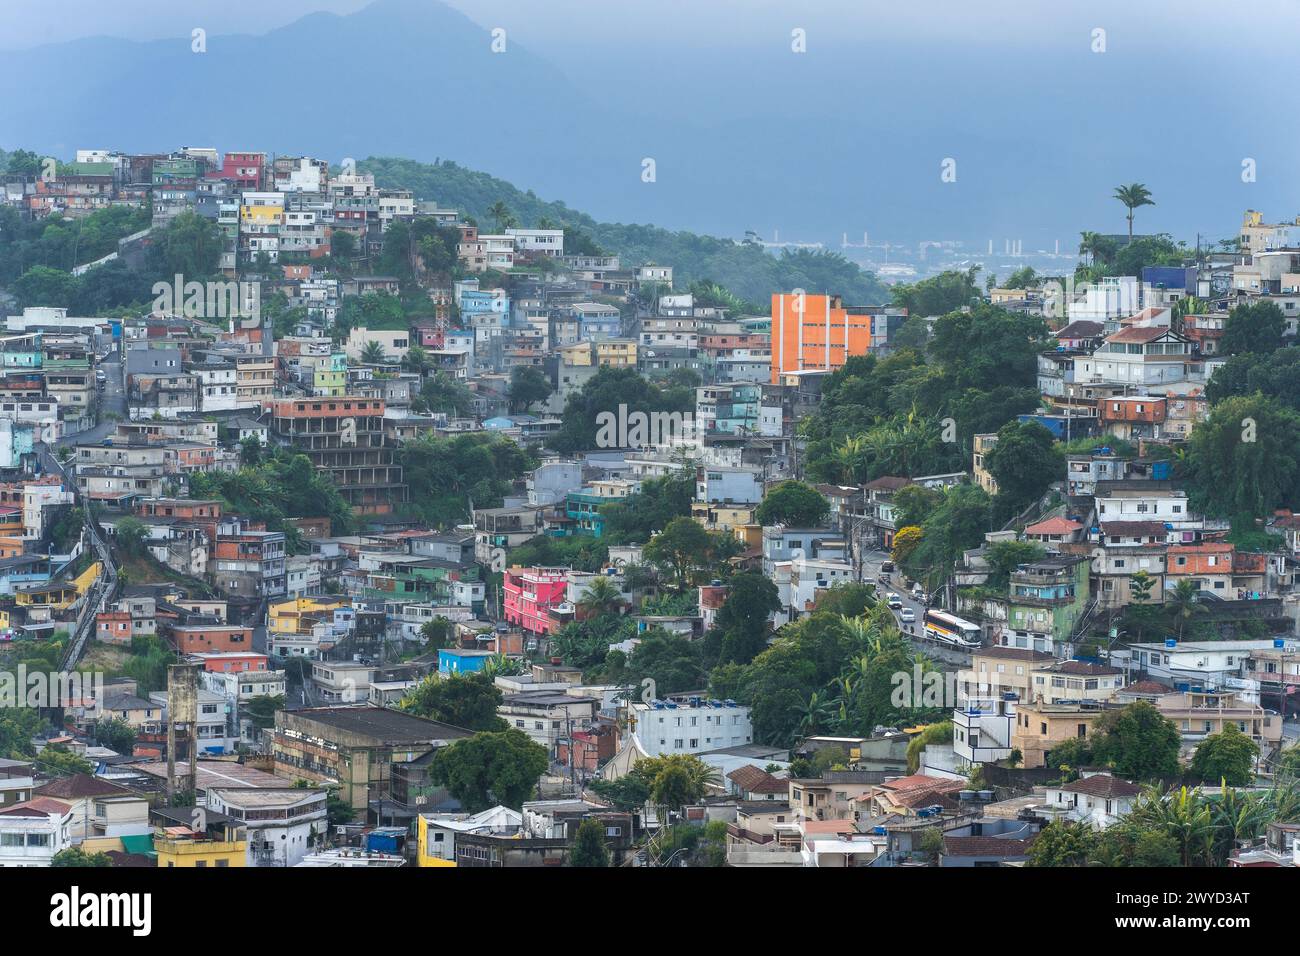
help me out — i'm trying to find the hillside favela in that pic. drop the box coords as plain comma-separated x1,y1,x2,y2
0,1,1293,929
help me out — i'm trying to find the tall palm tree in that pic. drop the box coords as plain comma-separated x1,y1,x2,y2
1077,230,1103,266
577,575,624,618
487,201,513,232
1113,183,1155,241
360,340,387,365
1167,578,1207,639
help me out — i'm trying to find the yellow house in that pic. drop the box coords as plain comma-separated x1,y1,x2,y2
1011,699,1106,769
15,581,79,610
594,339,638,367
14,562,101,611
154,820,247,868
415,814,458,867
268,597,347,634
691,502,759,541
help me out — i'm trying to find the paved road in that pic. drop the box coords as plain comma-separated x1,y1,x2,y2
861,549,973,667
56,349,124,447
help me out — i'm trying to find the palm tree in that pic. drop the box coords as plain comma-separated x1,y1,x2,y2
360,340,387,365
402,345,432,376
1208,786,1270,865
577,575,624,618
481,653,525,678
1078,230,1103,267
796,690,836,739
834,435,867,484
487,201,513,232
1113,183,1155,241
1128,785,1215,866
1167,578,1207,639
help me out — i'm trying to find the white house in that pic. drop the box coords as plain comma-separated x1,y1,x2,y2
0,798,74,866
630,697,753,757
1043,772,1142,829
208,787,328,867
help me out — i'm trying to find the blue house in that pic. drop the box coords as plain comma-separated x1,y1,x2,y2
438,648,495,676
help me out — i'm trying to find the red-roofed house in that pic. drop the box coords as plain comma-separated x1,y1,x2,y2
1043,771,1142,829
1023,516,1083,545
727,765,789,801
1079,326,1195,386
34,775,150,842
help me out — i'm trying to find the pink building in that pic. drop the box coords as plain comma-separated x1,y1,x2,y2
503,567,570,636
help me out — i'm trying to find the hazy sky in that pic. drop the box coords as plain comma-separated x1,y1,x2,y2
4,1,1297,249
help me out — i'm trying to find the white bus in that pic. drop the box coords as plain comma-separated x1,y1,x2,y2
923,610,981,649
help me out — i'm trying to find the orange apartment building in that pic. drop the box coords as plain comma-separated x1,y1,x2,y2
769,293,905,383
1165,542,1235,597
1098,395,1167,442
0,506,23,558
170,624,254,654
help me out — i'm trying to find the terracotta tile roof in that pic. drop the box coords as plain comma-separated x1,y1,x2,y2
802,819,857,835
878,773,958,792
1106,325,1174,343
876,775,966,811
1122,680,1173,695
864,476,911,491
727,764,788,794
1024,516,1083,535
0,797,72,816
893,789,962,811
35,774,140,800
1059,773,1142,799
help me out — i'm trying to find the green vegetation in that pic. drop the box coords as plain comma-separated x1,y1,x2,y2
398,432,537,528
359,156,888,305
753,480,829,528
714,606,946,747
568,818,612,867
428,728,549,812
400,672,509,732
1030,781,1300,867
800,304,1048,488
1184,394,1300,519
551,366,694,455
189,450,358,539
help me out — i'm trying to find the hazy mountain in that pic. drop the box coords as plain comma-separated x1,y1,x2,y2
3,0,1297,248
